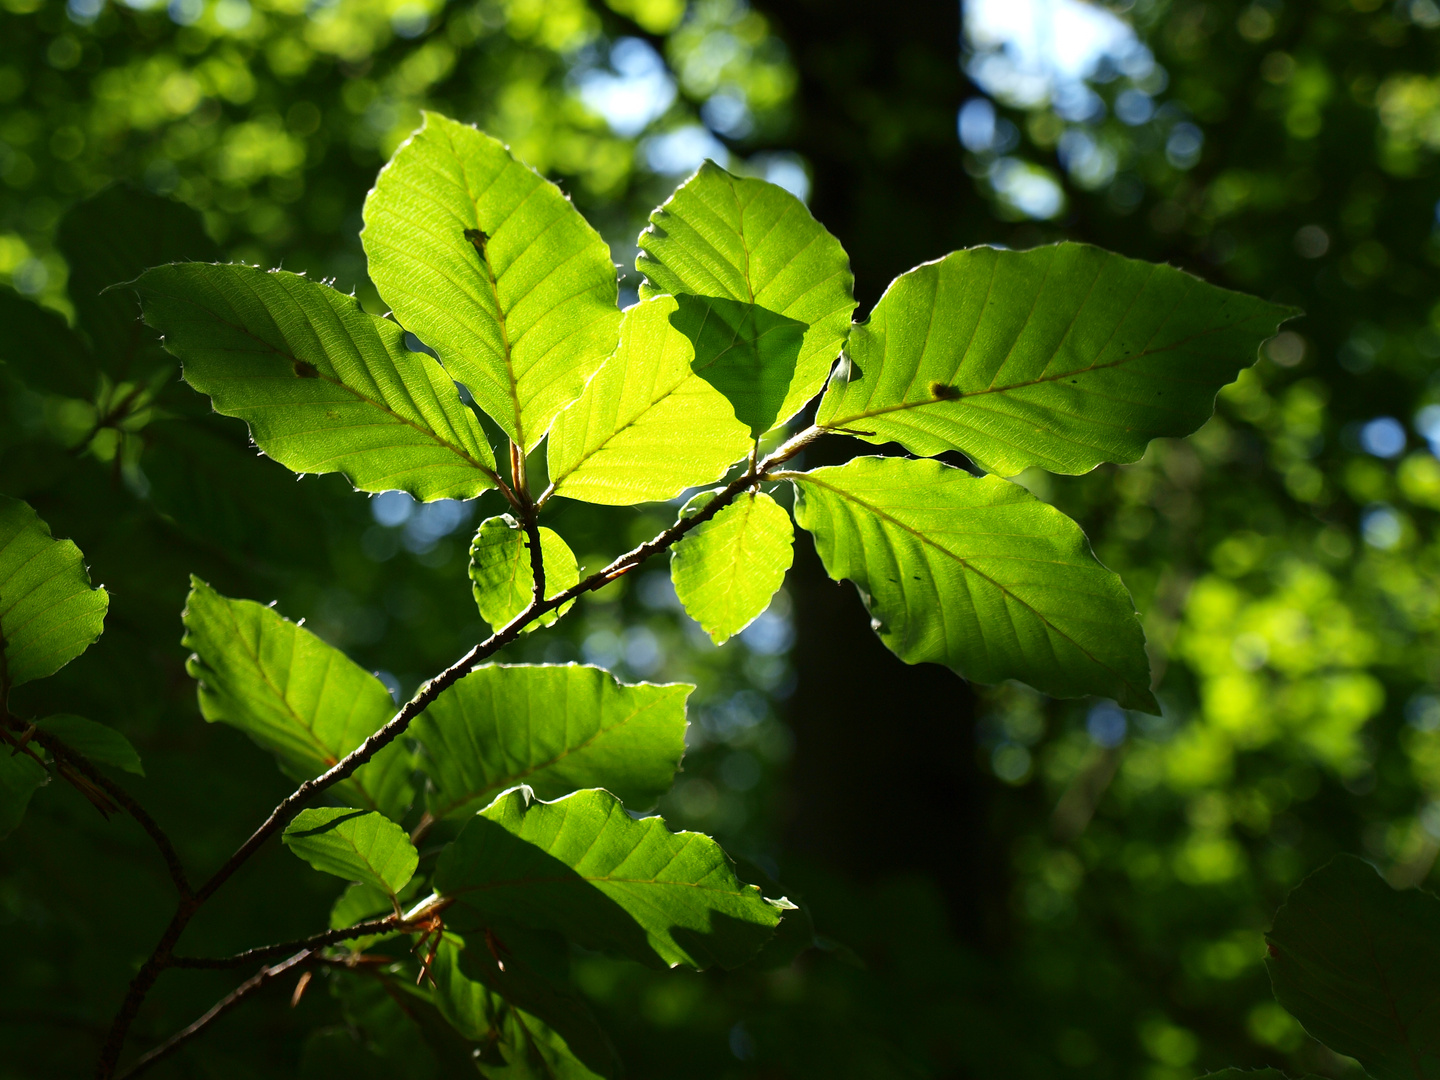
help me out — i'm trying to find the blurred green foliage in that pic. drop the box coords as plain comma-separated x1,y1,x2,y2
7,0,1440,1076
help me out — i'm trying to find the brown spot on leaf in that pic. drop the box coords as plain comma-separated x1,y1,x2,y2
929,381,962,401
293,360,319,379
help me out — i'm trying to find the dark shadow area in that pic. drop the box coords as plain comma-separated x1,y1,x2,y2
669,293,806,438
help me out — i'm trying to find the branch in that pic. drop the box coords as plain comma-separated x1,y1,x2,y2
511,440,545,610
114,950,314,1080
169,913,406,969
96,423,827,1077
2,716,192,900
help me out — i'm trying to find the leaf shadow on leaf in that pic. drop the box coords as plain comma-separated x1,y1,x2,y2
669,294,806,438
452,931,621,1077
439,809,775,971
287,807,370,839
441,813,660,963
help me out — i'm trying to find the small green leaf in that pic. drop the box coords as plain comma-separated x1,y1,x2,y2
789,456,1157,712
469,516,579,632
0,749,47,841
1266,855,1440,1080
432,937,618,1079
669,293,807,439
135,263,500,502
545,296,752,506
362,112,622,450
329,882,392,931
413,664,690,819
671,489,794,645
35,715,143,776
434,786,787,970
0,496,109,689
58,183,220,378
817,243,1299,476
283,807,419,897
637,161,856,432
182,577,413,819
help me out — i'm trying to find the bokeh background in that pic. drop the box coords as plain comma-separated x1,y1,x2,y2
3,0,1439,1076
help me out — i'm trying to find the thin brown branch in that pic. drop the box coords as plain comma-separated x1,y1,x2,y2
169,913,405,969
24,724,193,899
114,950,314,1080
95,423,827,1078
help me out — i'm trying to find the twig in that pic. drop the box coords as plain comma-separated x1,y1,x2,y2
22,723,193,900
95,423,827,1077
114,950,314,1080
169,913,405,969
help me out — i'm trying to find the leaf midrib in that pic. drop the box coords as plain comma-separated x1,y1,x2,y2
433,695,677,819
793,473,1149,700
151,278,499,481
208,600,385,810
823,306,1274,430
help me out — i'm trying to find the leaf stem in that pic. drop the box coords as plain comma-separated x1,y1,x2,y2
95,422,830,1078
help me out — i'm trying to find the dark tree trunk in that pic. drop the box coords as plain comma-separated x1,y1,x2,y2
753,0,1012,946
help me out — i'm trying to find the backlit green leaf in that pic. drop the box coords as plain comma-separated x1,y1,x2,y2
1266,855,1440,1080
135,263,500,502
816,243,1298,476
36,714,143,776
671,489,793,645
469,516,579,632
182,577,413,819
637,162,856,432
0,496,109,689
434,787,787,970
788,456,1157,712
0,749,46,841
283,807,418,897
545,296,752,506
413,664,689,818
362,112,622,450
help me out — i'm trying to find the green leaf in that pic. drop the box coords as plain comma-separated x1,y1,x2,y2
0,749,47,841
469,516,579,632
788,456,1157,712
134,263,500,502
0,287,95,398
181,577,414,819
669,293,808,439
0,496,109,690
432,937,617,1079
545,296,752,506
434,786,787,970
282,807,419,897
636,161,856,433
817,243,1298,476
670,488,794,644
413,664,689,820
58,183,220,378
1266,854,1440,1080
362,112,622,450
35,715,143,776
